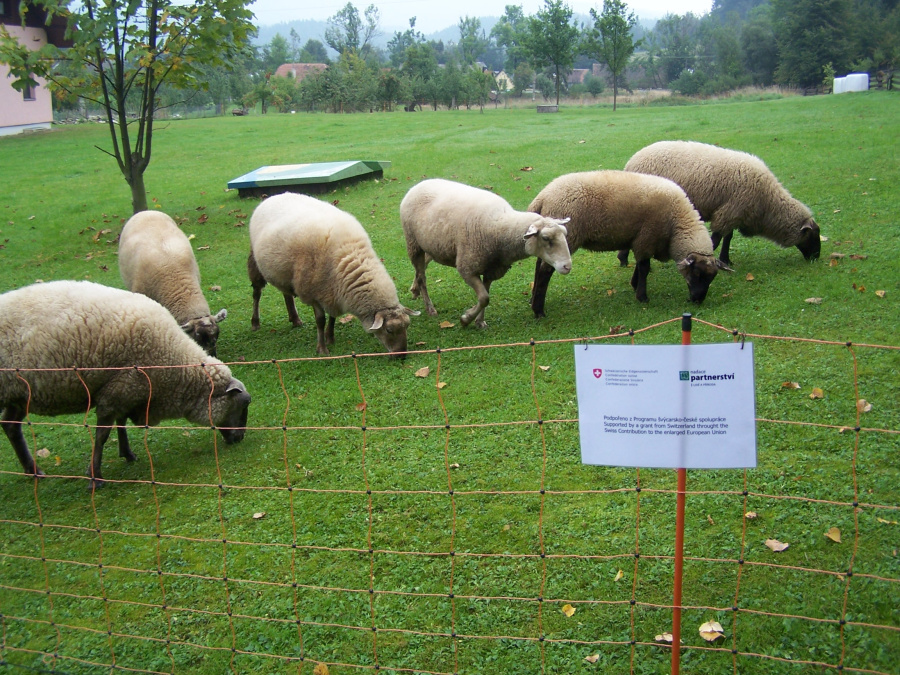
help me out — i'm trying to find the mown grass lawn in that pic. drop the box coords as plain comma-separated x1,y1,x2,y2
0,91,897,674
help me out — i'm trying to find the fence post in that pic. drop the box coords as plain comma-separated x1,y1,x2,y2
671,313,692,674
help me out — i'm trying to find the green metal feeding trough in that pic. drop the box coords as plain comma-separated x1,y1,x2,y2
227,160,391,198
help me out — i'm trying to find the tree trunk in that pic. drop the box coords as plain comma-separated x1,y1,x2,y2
128,167,148,213
613,75,618,112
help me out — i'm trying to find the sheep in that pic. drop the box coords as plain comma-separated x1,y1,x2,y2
400,179,572,328
248,193,418,357
119,210,228,356
0,280,251,488
622,140,820,266
527,170,731,317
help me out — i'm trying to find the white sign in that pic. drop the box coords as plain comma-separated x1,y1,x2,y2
574,344,756,469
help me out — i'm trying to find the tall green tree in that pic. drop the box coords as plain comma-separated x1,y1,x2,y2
324,3,380,57
646,13,702,84
771,0,853,87
299,39,329,64
525,0,579,105
490,5,530,73
458,16,489,65
583,0,641,110
387,17,425,67
740,4,778,85
262,34,293,74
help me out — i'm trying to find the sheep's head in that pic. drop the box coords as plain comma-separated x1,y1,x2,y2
795,218,821,261
524,218,572,275
181,309,228,357
362,306,420,359
677,254,732,304
212,377,251,445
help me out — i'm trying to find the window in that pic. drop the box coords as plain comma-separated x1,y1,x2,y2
23,81,36,101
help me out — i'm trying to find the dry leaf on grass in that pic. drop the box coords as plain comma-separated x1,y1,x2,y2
825,527,842,543
699,621,725,642
805,297,823,304
781,382,801,389
439,320,455,329
36,448,51,458
745,511,758,520
765,538,789,552
436,382,447,389
538,365,551,372
875,290,886,298
584,654,599,663
356,402,367,412
654,633,676,644
209,285,221,292
614,570,624,582
745,273,755,281
414,366,430,378
561,604,576,618
252,512,266,520
313,663,329,675
857,399,872,413
809,387,825,399
876,517,897,525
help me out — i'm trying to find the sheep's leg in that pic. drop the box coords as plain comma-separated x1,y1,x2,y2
471,280,492,329
116,417,135,462
409,251,437,315
617,249,630,267
87,413,116,489
716,231,734,266
311,303,330,355
630,259,652,303
248,251,266,331
1,404,44,477
460,273,490,327
325,315,336,346
530,259,555,318
282,294,303,328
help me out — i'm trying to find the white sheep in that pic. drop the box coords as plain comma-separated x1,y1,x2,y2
119,211,228,356
623,140,820,266
248,193,418,357
400,179,572,328
527,170,731,316
0,281,251,488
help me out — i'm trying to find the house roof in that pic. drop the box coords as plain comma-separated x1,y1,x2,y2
274,63,327,80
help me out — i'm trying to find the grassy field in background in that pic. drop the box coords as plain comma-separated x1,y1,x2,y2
0,92,897,674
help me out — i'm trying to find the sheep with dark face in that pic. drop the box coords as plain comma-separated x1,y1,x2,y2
0,281,251,488
623,140,821,266
400,179,572,328
527,170,730,317
248,193,418,357
119,211,228,356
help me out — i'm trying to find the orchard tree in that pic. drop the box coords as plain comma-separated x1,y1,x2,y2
525,0,579,105
491,5,530,73
0,0,254,213
324,3,381,58
584,0,641,110
457,16,489,65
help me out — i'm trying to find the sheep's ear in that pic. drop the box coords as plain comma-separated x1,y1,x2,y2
676,256,694,270
226,378,247,394
214,308,228,323
554,217,570,235
403,306,421,317
179,320,194,333
523,223,539,239
716,259,734,272
366,314,384,331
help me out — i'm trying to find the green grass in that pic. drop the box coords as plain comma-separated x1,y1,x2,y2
0,93,898,674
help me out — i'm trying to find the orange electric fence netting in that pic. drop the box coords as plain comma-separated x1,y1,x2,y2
0,317,897,674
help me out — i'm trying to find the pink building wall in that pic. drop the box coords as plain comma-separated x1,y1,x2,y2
0,25,53,136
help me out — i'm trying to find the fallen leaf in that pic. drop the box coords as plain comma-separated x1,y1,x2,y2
436,382,447,389
449,463,460,469
252,512,266,520
187,234,196,240
209,285,221,292
825,527,841,543
439,321,455,329
578,140,586,145
876,517,897,525
829,258,840,267
197,245,210,251
857,285,866,293
54,456,61,466
857,399,872,413
520,166,533,172
415,341,427,346
699,621,725,641
538,365,550,372
606,288,616,296
805,297,823,304
356,402,367,412
584,654,599,663
707,514,715,525
502,523,511,531
197,214,208,224
36,448,50,458
765,538,789,552
561,604,576,618
849,254,868,260
744,511,758,520
609,325,624,335
820,235,829,241
875,290,886,298
810,387,824,399
313,663,329,675
830,253,846,259
614,570,624,582
338,314,355,324
781,382,801,389
414,366,430,378
654,633,676,643
745,273,755,281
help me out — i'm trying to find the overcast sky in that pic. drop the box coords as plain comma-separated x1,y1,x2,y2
250,0,715,33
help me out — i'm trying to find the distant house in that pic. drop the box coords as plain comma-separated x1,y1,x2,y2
494,70,512,92
274,63,328,81
0,1,71,136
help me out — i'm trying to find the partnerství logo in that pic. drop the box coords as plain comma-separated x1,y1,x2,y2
679,371,690,381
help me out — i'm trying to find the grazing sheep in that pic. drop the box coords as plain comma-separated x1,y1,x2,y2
527,170,731,316
248,193,418,357
0,281,251,488
623,140,820,266
400,179,572,328
119,211,228,356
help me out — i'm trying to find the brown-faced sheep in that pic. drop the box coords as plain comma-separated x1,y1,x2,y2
400,179,572,328
248,193,418,358
527,170,731,317
119,211,228,356
623,140,820,266
0,281,251,488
